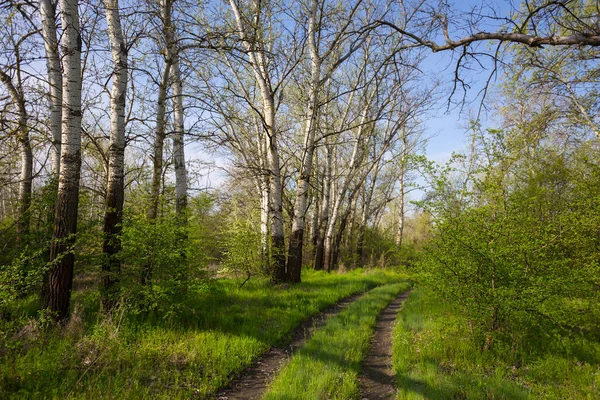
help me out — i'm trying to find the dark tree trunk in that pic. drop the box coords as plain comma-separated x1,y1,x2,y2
271,234,287,283
287,228,303,282
314,236,325,271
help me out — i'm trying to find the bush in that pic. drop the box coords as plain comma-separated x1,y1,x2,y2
418,132,600,350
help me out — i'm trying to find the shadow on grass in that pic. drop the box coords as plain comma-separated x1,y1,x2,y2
131,274,385,341
396,359,531,400
1,272,391,398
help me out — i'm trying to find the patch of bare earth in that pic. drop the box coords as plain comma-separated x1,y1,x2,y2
359,290,411,400
213,291,367,400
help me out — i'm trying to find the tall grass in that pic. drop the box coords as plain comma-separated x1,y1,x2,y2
393,289,600,399
0,269,403,399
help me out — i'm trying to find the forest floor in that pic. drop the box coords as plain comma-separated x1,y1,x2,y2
4,270,596,399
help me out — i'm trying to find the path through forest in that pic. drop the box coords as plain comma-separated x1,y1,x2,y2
214,290,368,400
359,290,411,399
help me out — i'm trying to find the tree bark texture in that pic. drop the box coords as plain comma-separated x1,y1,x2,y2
46,0,82,322
171,58,187,217
229,0,286,283
162,0,187,218
287,0,320,283
40,0,63,175
395,133,407,247
147,61,170,222
102,0,127,310
314,143,332,270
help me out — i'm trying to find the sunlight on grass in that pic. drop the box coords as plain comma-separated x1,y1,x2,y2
0,268,405,399
392,289,600,400
264,282,411,400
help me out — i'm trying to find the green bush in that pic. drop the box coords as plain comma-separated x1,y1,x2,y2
419,131,600,350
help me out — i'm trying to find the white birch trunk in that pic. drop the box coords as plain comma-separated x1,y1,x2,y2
229,0,286,282
314,142,332,270
396,131,407,246
47,0,82,321
171,58,187,215
395,164,406,246
259,174,270,259
287,0,320,282
40,0,62,175
162,0,187,216
147,61,170,221
102,0,127,309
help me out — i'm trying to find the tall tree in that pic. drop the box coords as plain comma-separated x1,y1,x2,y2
101,0,128,310
45,0,82,322
227,0,288,283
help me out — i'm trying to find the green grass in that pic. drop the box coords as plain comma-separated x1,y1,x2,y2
392,288,600,399
264,281,411,400
0,268,404,399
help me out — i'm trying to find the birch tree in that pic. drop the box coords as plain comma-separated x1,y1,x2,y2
40,0,62,175
101,0,128,310
46,0,82,322
227,0,293,283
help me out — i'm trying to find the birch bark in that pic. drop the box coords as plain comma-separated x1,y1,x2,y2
313,142,331,270
40,0,62,175
101,0,127,310
46,0,82,322
395,129,408,246
287,0,320,282
228,0,286,282
171,58,187,216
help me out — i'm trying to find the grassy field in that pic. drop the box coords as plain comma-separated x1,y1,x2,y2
264,282,411,400
392,289,600,399
0,268,404,399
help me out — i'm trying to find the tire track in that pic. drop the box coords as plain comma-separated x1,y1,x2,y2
359,290,411,400
213,289,374,400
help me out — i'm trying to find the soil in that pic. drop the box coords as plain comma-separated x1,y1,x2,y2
213,291,368,400
359,290,411,400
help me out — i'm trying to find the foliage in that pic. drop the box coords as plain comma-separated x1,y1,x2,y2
418,127,600,350
220,204,267,278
